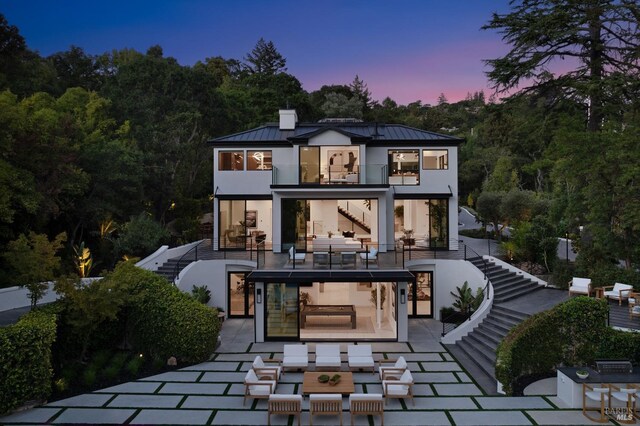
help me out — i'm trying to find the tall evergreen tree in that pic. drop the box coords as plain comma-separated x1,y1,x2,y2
244,38,287,75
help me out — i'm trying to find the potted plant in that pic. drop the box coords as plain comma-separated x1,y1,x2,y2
299,291,312,309
576,369,589,379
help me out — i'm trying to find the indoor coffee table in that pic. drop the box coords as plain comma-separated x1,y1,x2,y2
302,371,355,396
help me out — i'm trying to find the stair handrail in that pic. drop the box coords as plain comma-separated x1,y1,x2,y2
173,239,207,283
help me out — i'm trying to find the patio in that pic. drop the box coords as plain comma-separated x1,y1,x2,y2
0,319,627,425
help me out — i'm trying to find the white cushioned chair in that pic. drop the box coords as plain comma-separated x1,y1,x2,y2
378,356,408,380
582,383,609,423
288,246,306,264
253,355,282,380
309,393,343,426
568,277,592,296
603,282,634,305
349,393,384,426
268,394,302,426
348,344,375,373
359,247,378,265
382,369,414,405
315,344,342,370
282,344,308,371
244,368,276,405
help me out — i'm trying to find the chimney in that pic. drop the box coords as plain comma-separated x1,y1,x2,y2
279,109,297,130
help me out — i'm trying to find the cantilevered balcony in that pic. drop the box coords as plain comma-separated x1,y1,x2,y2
271,164,388,187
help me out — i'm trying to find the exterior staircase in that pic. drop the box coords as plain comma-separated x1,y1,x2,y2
446,257,544,394
337,205,371,234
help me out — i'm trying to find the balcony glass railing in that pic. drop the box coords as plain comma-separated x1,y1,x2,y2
272,164,388,185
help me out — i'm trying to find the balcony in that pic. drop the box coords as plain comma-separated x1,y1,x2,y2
272,164,389,186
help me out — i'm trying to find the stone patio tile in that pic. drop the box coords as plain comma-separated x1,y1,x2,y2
278,372,303,383
181,361,240,371
158,383,227,395
199,372,248,382
139,371,201,382
301,412,371,425
413,372,458,383
527,410,616,425
407,361,421,370
352,372,380,383
226,383,247,395
47,393,114,407
433,383,482,395
422,361,462,371
211,410,274,425
442,353,454,361
410,342,446,352
216,343,251,353
130,409,213,425
108,394,182,408
250,342,288,352
476,396,552,409
450,410,532,425
275,383,297,394
53,408,136,424
402,353,443,362
182,396,247,409
413,384,435,396
413,397,477,410
384,411,451,425
371,343,411,352
0,407,60,423
456,372,472,382
215,353,270,362
96,381,162,394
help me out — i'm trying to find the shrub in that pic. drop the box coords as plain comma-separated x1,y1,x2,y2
114,214,170,258
0,310,57,415
104,262,220,363
82,368,97,388
102,365,120,382
496,297,609,395
192,285,211,305
125,356,144,376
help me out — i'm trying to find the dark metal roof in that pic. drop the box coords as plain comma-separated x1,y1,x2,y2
245,269,415,283
209,123,462,146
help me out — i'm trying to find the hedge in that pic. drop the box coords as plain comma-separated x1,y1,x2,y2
496,297,610,395
104,262,220,363
0,309,57,415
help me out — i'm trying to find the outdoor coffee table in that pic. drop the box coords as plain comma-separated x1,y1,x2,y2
302,372,355,396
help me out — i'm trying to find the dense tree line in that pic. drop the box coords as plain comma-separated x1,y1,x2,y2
0,0,639,288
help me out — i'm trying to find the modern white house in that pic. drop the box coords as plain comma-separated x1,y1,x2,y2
169,109,489,343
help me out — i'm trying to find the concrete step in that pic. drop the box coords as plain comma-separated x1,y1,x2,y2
466,331,498,352
494,285,542,303
457,339,496,378
473,325,502,346
491,305,529,323
482,317,515,335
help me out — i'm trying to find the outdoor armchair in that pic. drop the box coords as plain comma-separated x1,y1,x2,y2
288,246,306,264
267,394,302,426
382,369,414,405
359,247,378,265
309,393,343,426
282,344,308,371
252,355,282,380
315,344,342,370
349,393,384,426
568,277,592,297
243,368,276,405
602,282,634,305
348,344,375,373
378,356,408,380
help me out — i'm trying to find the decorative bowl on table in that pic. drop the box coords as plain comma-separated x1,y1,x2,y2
576,370,589,379
317,374,330,383
328,374,341,386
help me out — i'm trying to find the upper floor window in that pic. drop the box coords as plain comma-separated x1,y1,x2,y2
423,150,448,170
388,150,419,185
219,151,244,171
248,151,272,170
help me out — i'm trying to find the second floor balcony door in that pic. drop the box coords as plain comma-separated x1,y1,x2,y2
300,147,320,184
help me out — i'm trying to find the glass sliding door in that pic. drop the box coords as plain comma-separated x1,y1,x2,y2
281,199,307,252
219,200,246,250
265,283,299,340
228,272,254,317
408,273,433,317
300,147,320,184
429,199,448,248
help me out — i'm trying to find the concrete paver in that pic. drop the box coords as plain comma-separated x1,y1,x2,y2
182,396,247,409
413,396,477,410
182,361,240,371
475,396,552,409
139,371,201,382
96,381,162,393
527,410,616,425
130,409,213,425
53,408,136,424
0,407,60,423
107,394,183,408
384,411,451,425
433,383,482,395
47,393,114,407
450,410,532,425
158,383,228,395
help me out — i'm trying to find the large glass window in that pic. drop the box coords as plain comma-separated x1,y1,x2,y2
247,151,272,170
408,273,433,317
422,150,448,170
228,272,254,317
300,147,320,183
388,150,419,185
219,151,244,171
265,283,299,340
219,199,272,250
394,199,449,248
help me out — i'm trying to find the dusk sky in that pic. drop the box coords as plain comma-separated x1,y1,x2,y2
4,0,514,105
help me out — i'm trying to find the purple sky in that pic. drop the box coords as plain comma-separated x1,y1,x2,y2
4,0,513,105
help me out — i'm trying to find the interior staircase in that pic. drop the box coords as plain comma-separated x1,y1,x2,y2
337,205,371,233
446,257,545,393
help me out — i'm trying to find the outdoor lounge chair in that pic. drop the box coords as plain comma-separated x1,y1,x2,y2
267,394,302,426
252,355,282,380
378,356,407,380
348,344,375,373
288,246,306,264
282,344,308,371
315,344,342,370
382,369,414,405
349,393,384,426
359,247,378,265
568,277,592,296
609,385,638,424
582,383,609,423
603,282,634,305
243,368,276,405
309,393,342,426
